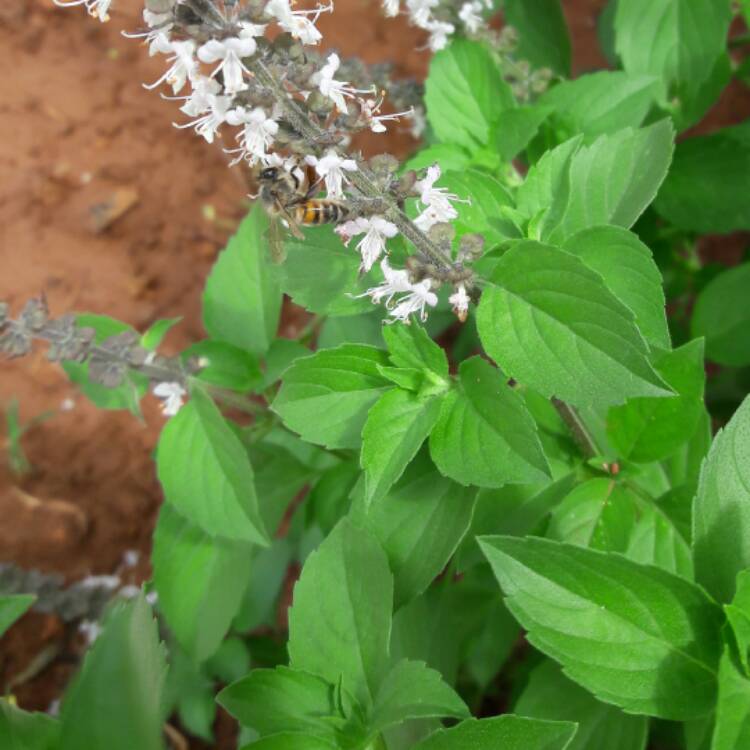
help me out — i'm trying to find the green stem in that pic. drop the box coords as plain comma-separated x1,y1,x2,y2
199,383,268,416
551,398,600,459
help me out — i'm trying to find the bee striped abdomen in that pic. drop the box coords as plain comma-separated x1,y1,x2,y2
295,200,349,226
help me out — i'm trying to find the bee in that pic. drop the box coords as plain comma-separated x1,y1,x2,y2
258,163,350,262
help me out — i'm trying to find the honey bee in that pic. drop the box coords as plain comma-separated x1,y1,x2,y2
258,163,350,262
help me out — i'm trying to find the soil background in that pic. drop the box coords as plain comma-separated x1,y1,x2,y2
0,1,748,748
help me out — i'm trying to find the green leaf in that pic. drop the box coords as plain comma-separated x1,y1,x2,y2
62,314,146,414
318,313,384,350
362,389,442,505
182,340,262,392
425,39,514,152
260,338,311,389
141,317,181,350
692,264,750,367
59,595,167,750
377,366,426,392
459,475,577,569
607,340,705,462
202,204,282,355
561,225,670,350
479,535,724,719
403,144,473,173
233,540,292,632
435,170,514,246
354,452,476,608
429,356,550,487
240,734,337,750
273,344,391,450
712,649,750,750
515,659,648,750
0,703,59,750
246,442,313,535
218,667,343,740
152,504,253,661
277,225,371,316
503,0,571,75
288,519,392,708
547,121,675,244
626,499,693,579
371,659,469,734
390,585,465,686
307,461,361,535
464,585,520,687
663,407,712,495
614,0,732,129
477,241,670,410
694,396,750,604
548,478,638,553
726,571,750,676
537,72,660,141
494,106,552,162
382,322,449,380
412,715,577,750
516,136,581,240
157,388,268,544
655,124,750,234
0,594,34,637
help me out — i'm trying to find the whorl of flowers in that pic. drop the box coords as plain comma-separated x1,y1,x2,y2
379,0,493,52
51,0,480,327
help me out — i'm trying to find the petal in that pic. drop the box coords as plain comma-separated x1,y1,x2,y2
197,39,226,63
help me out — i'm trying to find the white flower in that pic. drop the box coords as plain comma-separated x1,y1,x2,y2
79,574,121,590
382,0,400,16
226,106,278,164
408,107,426,139
145,39,198,94
449,283,470,322
358,260,438,323
174,94,232,143
79,620,103,645
198,26,261,96
153,381,187,416
425,19,455,51
122,9,173,54
414,164,466,231
305,149,358,199
338,216,398,272
359,259,415,306
405,0,439,27
53,0,112,22
313,53,372,114
459,1,483,32
266,0,331,45
359,97,414,134
388,279,437,323
177,75,222,117
118,584,141,599
122,549,140,567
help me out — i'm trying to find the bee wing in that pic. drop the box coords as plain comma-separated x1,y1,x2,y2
267,216,287,264
275,200,305,240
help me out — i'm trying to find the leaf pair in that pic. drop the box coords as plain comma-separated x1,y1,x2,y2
274,324,551,506
220,519,469,747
